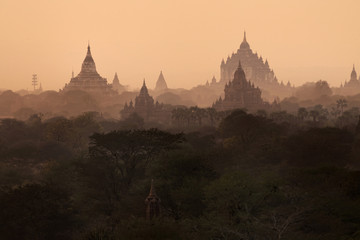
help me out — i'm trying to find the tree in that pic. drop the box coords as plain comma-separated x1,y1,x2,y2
0,184,75,240
190,106,206,126
206,107,217,126
309,110,319,122
336,98,348,115
120,112,144,129
83,129,184,215
219,110,280,150
286,127,353,167
44,117,74,143
297,107,308,121
314,80,332,97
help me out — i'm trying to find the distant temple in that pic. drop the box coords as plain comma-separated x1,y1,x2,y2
145,180,161,220
63,44,115,94
219,32,293,99
344,65,359,88
335,65,360,96
154,71,168,91
121,80,172,122
213,61,264,111
111,72,126,93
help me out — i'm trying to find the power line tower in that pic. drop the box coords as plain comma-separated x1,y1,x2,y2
32,74,38,91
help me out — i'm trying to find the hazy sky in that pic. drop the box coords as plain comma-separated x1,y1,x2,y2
0,0,359,91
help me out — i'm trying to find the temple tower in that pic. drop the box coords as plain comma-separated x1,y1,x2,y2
112,72,125,93
214,61,263,111
155,71,168,91
344,64,359,87
145,179,161,220
63,44,114,94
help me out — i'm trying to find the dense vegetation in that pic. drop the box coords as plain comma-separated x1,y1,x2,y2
1,107,360,240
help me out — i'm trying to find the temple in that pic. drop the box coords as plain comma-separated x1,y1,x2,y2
63,44,115,94
344,65,359,87
337,65,360,95
111,72,126,93
121,80,172,122
145,179,161,220
213,61,264,111
154,71,168,92
219,32,293,99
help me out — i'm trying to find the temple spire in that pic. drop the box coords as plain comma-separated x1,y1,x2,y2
87,43,91,56
149,179,155,196
145,179,161,220
240,31,250,49
238,60,243,70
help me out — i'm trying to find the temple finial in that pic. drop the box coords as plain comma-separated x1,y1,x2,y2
244,31,246,41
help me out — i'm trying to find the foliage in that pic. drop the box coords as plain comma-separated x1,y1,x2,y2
0,109,360,239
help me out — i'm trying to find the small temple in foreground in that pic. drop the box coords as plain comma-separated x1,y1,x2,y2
145,179,161,220
213,61,264,111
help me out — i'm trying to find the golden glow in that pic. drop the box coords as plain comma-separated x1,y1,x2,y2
0,0,359,91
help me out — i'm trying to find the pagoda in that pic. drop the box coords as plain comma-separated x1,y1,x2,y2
145,179,161,220
344,65,359,88
63,44,114,94
154,71,168,91
111,72,126,93
218,32,293,100
121,80,172,122
213,61,263,111
220,32,278,86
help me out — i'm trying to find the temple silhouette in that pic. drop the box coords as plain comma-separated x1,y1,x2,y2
154,71,168,92
337,65,360,95
121,80,172,122
111,72,126,93
63,44,116,94
218,32,293,100
145,179,161,220
213,61,264,111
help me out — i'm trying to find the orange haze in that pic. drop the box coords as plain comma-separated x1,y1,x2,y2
0,0,359,91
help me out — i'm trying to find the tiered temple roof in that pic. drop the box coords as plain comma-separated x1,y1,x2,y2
63,45,114,94
213,61,263,111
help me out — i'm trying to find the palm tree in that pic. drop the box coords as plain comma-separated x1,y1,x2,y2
309,110,320,122
336,99,347,115
190,106,206,126
297,107,308,121
206,107,217,126
330,106,341,119
256,109,267,118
